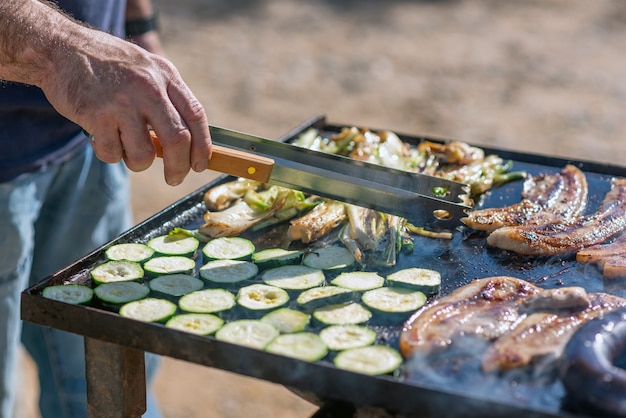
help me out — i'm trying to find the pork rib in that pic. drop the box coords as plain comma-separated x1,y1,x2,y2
399,276,541,355
482,292,626,372
487,178,626,256
400,276,626,373
462,165,587,233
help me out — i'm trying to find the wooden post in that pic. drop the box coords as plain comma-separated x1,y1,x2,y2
84,338,146,418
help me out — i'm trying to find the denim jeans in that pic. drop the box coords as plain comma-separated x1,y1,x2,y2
0,143,162,418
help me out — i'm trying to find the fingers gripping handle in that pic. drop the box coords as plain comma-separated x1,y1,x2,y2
150,131,275,183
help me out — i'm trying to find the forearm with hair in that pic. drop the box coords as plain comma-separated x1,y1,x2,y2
0,0,81,86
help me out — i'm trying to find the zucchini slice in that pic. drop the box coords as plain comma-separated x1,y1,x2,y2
361,287,426,315
148,274,204,298
319,325,377,351
119,298,177,323
165,313,224,336
261,265,325,291
105,243,154,263
313,302,372,326
261,308,310,333
252,248,303,269
296,286,355,311
179,289,236,313
333,345,403,375
143,256,196,277
147,234,200,257
199,259,258,285
302,246,355,271
202,237,255,261
90,260,144,285
94,281,150,305
215,319,279,349
386,267,441,295
42,284,94,305
266,332,328,362
237,284,290,312
331,271,385,292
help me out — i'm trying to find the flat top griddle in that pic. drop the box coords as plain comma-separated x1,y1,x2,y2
21,115,625,418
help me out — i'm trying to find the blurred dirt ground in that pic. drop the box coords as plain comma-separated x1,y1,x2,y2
19,0,626,417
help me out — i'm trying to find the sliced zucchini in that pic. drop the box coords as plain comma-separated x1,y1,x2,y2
199,259,258,285
143,256,196,277
237,284,290,312
215,319,279,349
94,281,150,305
105,243,154,263
296,286,355,311
319,325,377,351
147,233,199,257
386,267,441,295
202,237,255,261
165,313,224,336
266,332,328,362
148,274,204,298
261,308,310,333
261,265,325,291
119,298,177,323
90,260,144,285
333,345,403,375
42,284,94,305
313,302,372,326
361,287,426,316
252,248,303,269
179,288,236,313
331,271,385,292
302,246,355,271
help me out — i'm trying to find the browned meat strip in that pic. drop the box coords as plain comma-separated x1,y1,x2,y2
482,292,626,372
576,231,626,263
399,276,541,356
400,276,626,374
598,254,626,278
487,178,626,256
287,199,347,244
462,165,587,233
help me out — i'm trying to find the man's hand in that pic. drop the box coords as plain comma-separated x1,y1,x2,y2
0,1,211,186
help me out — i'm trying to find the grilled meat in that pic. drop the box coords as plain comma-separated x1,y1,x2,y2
463,165,587,233
287,199,347,244
560,308,626,417
487,178,626,256
576,231,626,263
576,232,626,278
482,291,626,372
399,276,626,373
399,276,540,354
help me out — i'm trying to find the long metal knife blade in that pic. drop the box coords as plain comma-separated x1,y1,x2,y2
208,126,471,229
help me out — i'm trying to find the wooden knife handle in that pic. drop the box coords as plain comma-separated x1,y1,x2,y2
151,132,274,183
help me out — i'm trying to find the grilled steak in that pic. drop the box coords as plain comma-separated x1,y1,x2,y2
486,178,626,256
400,276,626,373
463,165,587,233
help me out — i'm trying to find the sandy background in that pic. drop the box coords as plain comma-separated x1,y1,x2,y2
19,1,626,417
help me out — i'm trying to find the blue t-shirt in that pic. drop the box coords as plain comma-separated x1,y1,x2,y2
0,0,126,182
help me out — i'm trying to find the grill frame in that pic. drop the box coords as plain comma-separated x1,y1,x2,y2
21,114,624,418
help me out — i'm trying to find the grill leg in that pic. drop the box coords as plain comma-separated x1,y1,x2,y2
84,338,147,418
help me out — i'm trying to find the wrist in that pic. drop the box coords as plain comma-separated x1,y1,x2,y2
125,13,158,38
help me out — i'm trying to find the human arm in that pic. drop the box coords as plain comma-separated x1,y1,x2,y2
125,0,165,56
0,0,211,186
